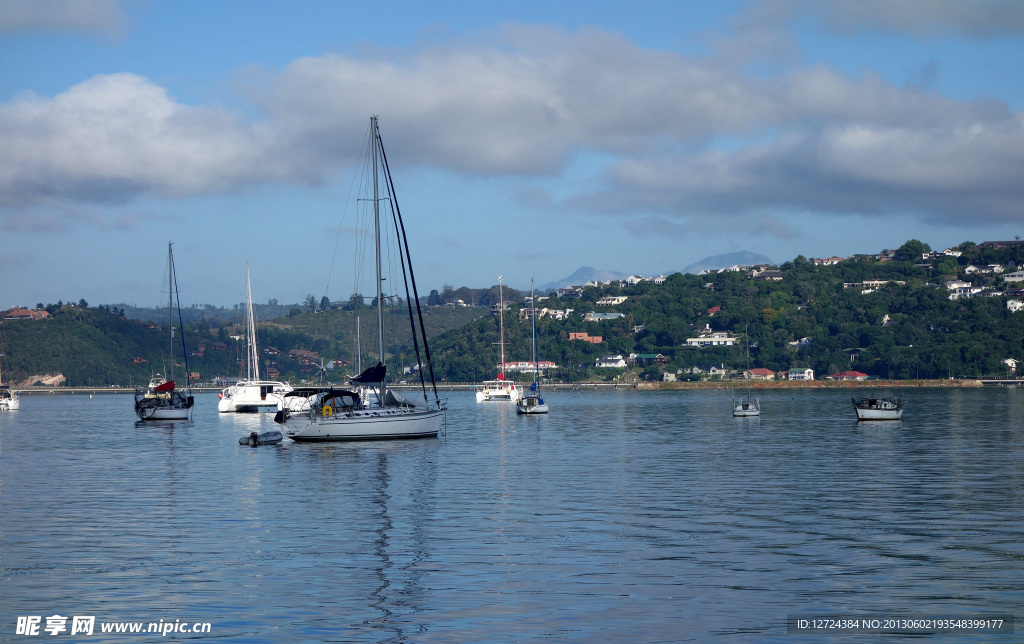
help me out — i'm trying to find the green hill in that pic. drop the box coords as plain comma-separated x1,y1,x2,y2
5,239,1024,387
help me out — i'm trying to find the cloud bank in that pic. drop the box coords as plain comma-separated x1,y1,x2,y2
2,11,1023,229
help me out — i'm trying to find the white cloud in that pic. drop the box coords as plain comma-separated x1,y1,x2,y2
2,23,1023,230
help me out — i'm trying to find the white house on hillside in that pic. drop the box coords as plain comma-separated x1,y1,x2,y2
685,330,737,347
595,355,627,368
786,368,814,381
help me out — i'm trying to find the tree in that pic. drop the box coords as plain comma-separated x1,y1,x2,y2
303,294,316,312
898,239,931,260
347,293,365,310
320,296,330,311
427,289,442,306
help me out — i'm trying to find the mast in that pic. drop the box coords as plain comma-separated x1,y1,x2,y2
531,278,539,388
372,117,385,370
169,242,192,399
246,263,260,381
167,242,174,383
498,276,506,378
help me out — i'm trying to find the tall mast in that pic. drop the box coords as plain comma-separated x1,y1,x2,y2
531,278,538,385
168,242,174,383
498,276,506,378
372,116,385,369
246,263,260,381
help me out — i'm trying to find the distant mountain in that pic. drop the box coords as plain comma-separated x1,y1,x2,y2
679,251,774,275
540,267,631,291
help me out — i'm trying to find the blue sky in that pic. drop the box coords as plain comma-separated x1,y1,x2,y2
2,0,1024,309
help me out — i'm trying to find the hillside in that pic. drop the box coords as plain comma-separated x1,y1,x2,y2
0,304,484,387
429,240,1024,382
5,239,1024,386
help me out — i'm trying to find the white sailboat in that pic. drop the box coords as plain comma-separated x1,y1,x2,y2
134,242,194,420
476,276,522,403
217,265,293,412
517,278,548,414
852,395,904,420
275,115,445,441
733,327,760,417
0,348,19,411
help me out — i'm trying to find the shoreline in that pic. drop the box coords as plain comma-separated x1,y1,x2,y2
10,378,1007,395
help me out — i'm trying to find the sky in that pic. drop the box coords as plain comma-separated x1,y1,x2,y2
2,0,1024,309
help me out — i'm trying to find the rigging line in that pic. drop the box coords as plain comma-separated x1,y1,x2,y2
377,130,439,407
305,124,375,358
170,243,192,396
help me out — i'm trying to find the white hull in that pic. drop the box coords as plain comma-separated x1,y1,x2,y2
733,397,760,417
475,381,522,402
218,381,291,412
853,396,904,421
283,407,444,441
516,396,548,414
0,393,20,411
138,406,191,421
854,407,904,420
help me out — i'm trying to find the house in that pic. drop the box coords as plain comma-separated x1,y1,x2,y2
553,287,583,299
263,346,282,356
1003,270,1024,283
1008,299,1024,312
786,368,814,381
685,327,737,347
746,367,775,381
1003,358,1018,373
964,264,1003,274
943,248,962,257
569,332,602,344
584,312,624,322
813,257,845,266
595,355,627,369
623,275,646,285
212,341,228,351
787,337,812,347
4,307,50,320
547,308,574,320
629,353,666,366
826,370,870,381
504,360,558,376
683,363,728,378
707,306,721,316
650,275,668,284
752,269,784,281
596,296,628,306
632,323,646,334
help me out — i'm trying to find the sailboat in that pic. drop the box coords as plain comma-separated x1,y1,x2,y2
733,327,760,417
274,115,445,441
217,265,293,412
0,347,19,411
475,276,522,403
134,242,195,420
517,278,548,414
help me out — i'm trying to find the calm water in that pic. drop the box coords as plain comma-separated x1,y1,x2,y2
1,387,1022,642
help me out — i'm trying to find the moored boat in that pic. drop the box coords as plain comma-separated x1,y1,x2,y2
852,395,904,420
134,243,194,421
274,116,445,441
517,278,548,415
218,264,293,413
477,276,522,403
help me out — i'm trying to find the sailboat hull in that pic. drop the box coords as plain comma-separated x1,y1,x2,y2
218,382,290,413
516,396,548,414
138,406,192,421
282,407,444,441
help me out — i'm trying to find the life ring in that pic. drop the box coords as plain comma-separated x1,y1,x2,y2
322,405,333,417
